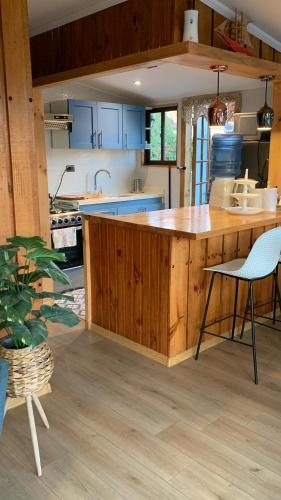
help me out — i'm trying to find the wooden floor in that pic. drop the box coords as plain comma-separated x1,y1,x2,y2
1,320,281,499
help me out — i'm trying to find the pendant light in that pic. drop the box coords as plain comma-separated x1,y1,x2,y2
257,75,275,131
208,65,228,127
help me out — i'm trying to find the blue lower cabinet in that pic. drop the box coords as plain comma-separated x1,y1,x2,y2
80,203,119,215
118,198,164,214
80,197,164,216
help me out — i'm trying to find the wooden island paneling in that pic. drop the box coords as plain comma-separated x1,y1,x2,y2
84,206,281,366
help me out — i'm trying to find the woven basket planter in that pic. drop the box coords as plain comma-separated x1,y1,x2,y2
0,341,54,398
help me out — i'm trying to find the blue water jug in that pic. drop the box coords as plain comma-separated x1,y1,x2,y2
211,134,243,178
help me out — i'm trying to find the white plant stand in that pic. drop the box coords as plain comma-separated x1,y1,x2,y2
4,393,49,477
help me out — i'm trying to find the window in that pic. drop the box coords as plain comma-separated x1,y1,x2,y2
192,115,210,205
145,106,177,165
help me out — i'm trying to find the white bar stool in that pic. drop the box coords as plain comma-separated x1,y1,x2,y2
195,227,281,384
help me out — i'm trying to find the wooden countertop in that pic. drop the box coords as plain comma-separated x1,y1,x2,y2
84,205,281,239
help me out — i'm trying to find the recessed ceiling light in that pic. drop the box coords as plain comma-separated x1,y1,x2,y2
134,80,141,86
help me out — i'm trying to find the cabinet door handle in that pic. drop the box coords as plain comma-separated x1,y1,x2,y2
92,131,97,148
124,132,128,148
98,131,103,148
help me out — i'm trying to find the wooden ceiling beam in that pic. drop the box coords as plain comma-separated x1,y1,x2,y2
33,41,281,89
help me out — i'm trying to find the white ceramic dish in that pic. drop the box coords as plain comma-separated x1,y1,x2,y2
225,206,264,215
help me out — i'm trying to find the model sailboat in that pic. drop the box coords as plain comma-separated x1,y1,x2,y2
215,11,253,56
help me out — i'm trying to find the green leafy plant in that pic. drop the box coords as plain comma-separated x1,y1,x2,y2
0,236,80,349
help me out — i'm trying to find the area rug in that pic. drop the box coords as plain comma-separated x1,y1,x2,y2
56,288,85,318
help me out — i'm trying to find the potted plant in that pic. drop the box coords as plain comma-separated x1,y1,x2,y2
0,235,79,398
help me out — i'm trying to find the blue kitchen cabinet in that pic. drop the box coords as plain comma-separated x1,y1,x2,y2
122,104,145,149
97,102,123,149
79,203,119,215
68,100,97,149
79,197,164,216
117,197,163,214
53,99,145,150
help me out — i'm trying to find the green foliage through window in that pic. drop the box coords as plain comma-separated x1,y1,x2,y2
145,107,177,164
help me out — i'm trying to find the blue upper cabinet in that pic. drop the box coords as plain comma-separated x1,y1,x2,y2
68,100,97,149
122,104,145,150
63,100,145,150
97,102,123,149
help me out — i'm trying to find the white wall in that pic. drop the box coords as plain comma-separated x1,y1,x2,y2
241,86,272,112
44,82,142,197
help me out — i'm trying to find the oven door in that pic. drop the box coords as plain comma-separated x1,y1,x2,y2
51,226,83,269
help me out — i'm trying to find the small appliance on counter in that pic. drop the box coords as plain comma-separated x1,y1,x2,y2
132,178,144,193
209,133,243,208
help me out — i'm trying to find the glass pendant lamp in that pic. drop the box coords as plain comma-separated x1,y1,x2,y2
257,75,275,131
208,65,228,127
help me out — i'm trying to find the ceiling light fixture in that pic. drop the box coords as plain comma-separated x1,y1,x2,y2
208,65,228,128
257,75,275,131
134,80,141,86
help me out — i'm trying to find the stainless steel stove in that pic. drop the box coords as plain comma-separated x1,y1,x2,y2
50,208,83,270
50,209,82,229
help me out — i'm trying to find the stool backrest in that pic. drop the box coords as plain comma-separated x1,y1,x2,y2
240,226,281,280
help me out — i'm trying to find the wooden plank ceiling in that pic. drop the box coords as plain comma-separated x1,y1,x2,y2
30,0,281,87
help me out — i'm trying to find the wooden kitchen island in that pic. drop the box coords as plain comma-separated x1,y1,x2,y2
84,206,281,366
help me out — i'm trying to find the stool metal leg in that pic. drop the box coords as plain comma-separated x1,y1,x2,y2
249,282,258,384
240,285,251,340
231,278,239,339
273,269,278,324
195,272,215,361
275,272,281,312
273,268,281,324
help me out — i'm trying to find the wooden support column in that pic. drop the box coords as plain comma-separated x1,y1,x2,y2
33,89,50,247
268,80,281,191
0,0,47,243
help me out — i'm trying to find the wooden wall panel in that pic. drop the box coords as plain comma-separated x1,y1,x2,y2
0,0,48,249
169,237,189,356
195,0,212,46
187,239,207,349
86,218,277,362
30,0,281,84
90,221,103,326
212,11,225,50
91,222,171,354
205,236,223,335
220,232,238,333
251,36,261,59
108,224,117,333
158,235,170,355
1,0,39,236
0,14,14,243
30,0,182,80
140,231,151,348
261,43,274,62
268,80,281,192
116,226,126,336
33,89,51,246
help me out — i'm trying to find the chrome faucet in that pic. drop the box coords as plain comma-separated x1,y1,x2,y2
93,169,111,194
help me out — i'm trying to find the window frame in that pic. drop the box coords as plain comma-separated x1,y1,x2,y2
144,105,178,166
